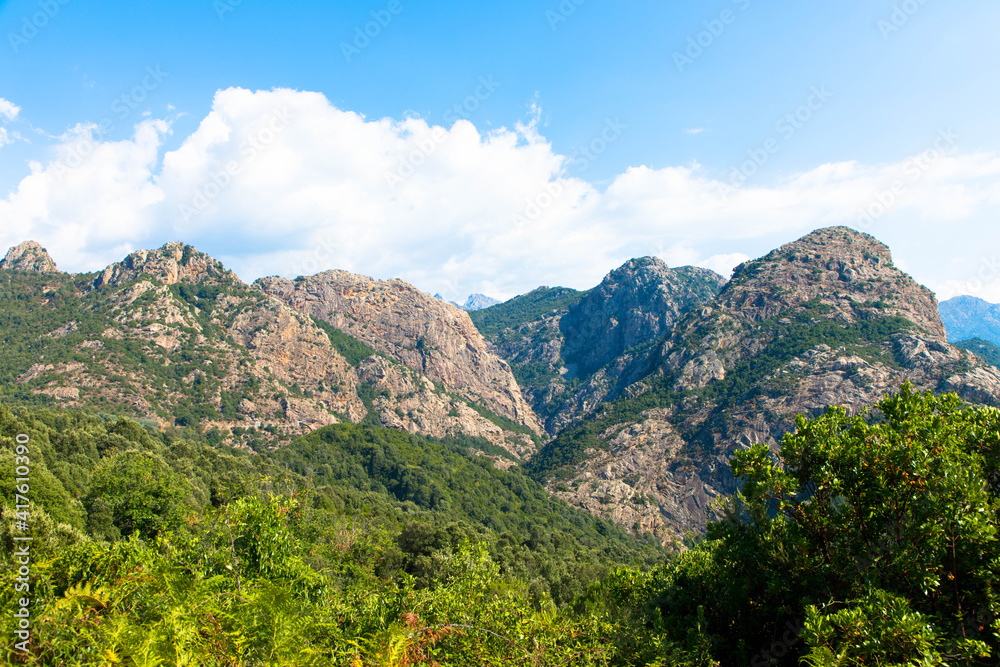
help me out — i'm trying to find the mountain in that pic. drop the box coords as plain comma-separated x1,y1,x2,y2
7,229,1000,549
255,271,543,445
0,240,58,273
432,293,461,308
471,260,726,434
940,295,1000,345
0,242,538,459
461,293,501,311
524,227,1000,546
954,337,1000,368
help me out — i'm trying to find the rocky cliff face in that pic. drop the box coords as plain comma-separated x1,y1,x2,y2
0,241,58,273
533,227,1000,547
561,259,727,377
480,260,725,434
2,242,536,459
90,242,237,290
255,272,543,440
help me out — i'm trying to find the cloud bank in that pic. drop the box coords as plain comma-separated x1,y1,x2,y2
1,87,999,301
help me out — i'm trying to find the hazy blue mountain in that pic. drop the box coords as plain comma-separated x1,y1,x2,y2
462,294,501,311
939,295,1000,345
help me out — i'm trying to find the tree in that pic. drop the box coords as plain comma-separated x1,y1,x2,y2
719,383,1000,665
84,450,190,540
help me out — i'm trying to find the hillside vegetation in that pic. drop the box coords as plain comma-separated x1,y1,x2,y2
2,385,998,664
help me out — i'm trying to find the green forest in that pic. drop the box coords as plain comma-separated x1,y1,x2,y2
2,384,999,664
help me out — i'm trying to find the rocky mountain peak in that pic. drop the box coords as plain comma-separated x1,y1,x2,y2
560,257,726,376
91,242,239,290
722,226,945,337
0,240,59,273
255,270,544,437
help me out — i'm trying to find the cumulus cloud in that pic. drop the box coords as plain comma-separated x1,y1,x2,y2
1,87,998,301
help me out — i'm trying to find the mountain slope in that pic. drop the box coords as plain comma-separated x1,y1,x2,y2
526,227,1000,546
940,295,1000,345
954,337,1000,368
255,272,543,446
0,242,537,457
473,261,725,434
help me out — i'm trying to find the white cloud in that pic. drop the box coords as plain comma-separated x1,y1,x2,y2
1,87,998,301
0,98,20,121
684,127,706,135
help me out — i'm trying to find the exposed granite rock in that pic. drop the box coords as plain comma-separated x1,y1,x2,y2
1,241,59,273
482,260,725,434
90,242,237,290
561,259,727,377
9,245,536,458
255,271,543,439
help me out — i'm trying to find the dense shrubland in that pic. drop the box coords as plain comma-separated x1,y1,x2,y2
1,383,998,664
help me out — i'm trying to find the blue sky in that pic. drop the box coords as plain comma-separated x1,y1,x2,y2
1,0,999,301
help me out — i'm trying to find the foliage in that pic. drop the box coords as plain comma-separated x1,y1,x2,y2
84,450,191,540
954,337,1000,369
469,286,587,338
309,316,379,367
3,382,999,664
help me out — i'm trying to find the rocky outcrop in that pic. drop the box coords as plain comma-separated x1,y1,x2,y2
90,242,237,290
481,261,725,434
255,272,543,439
0,241,59,273
561,259,726,377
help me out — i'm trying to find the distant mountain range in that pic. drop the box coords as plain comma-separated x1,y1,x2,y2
940,294,1000,346
433,293,501,311
3,228,999,547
